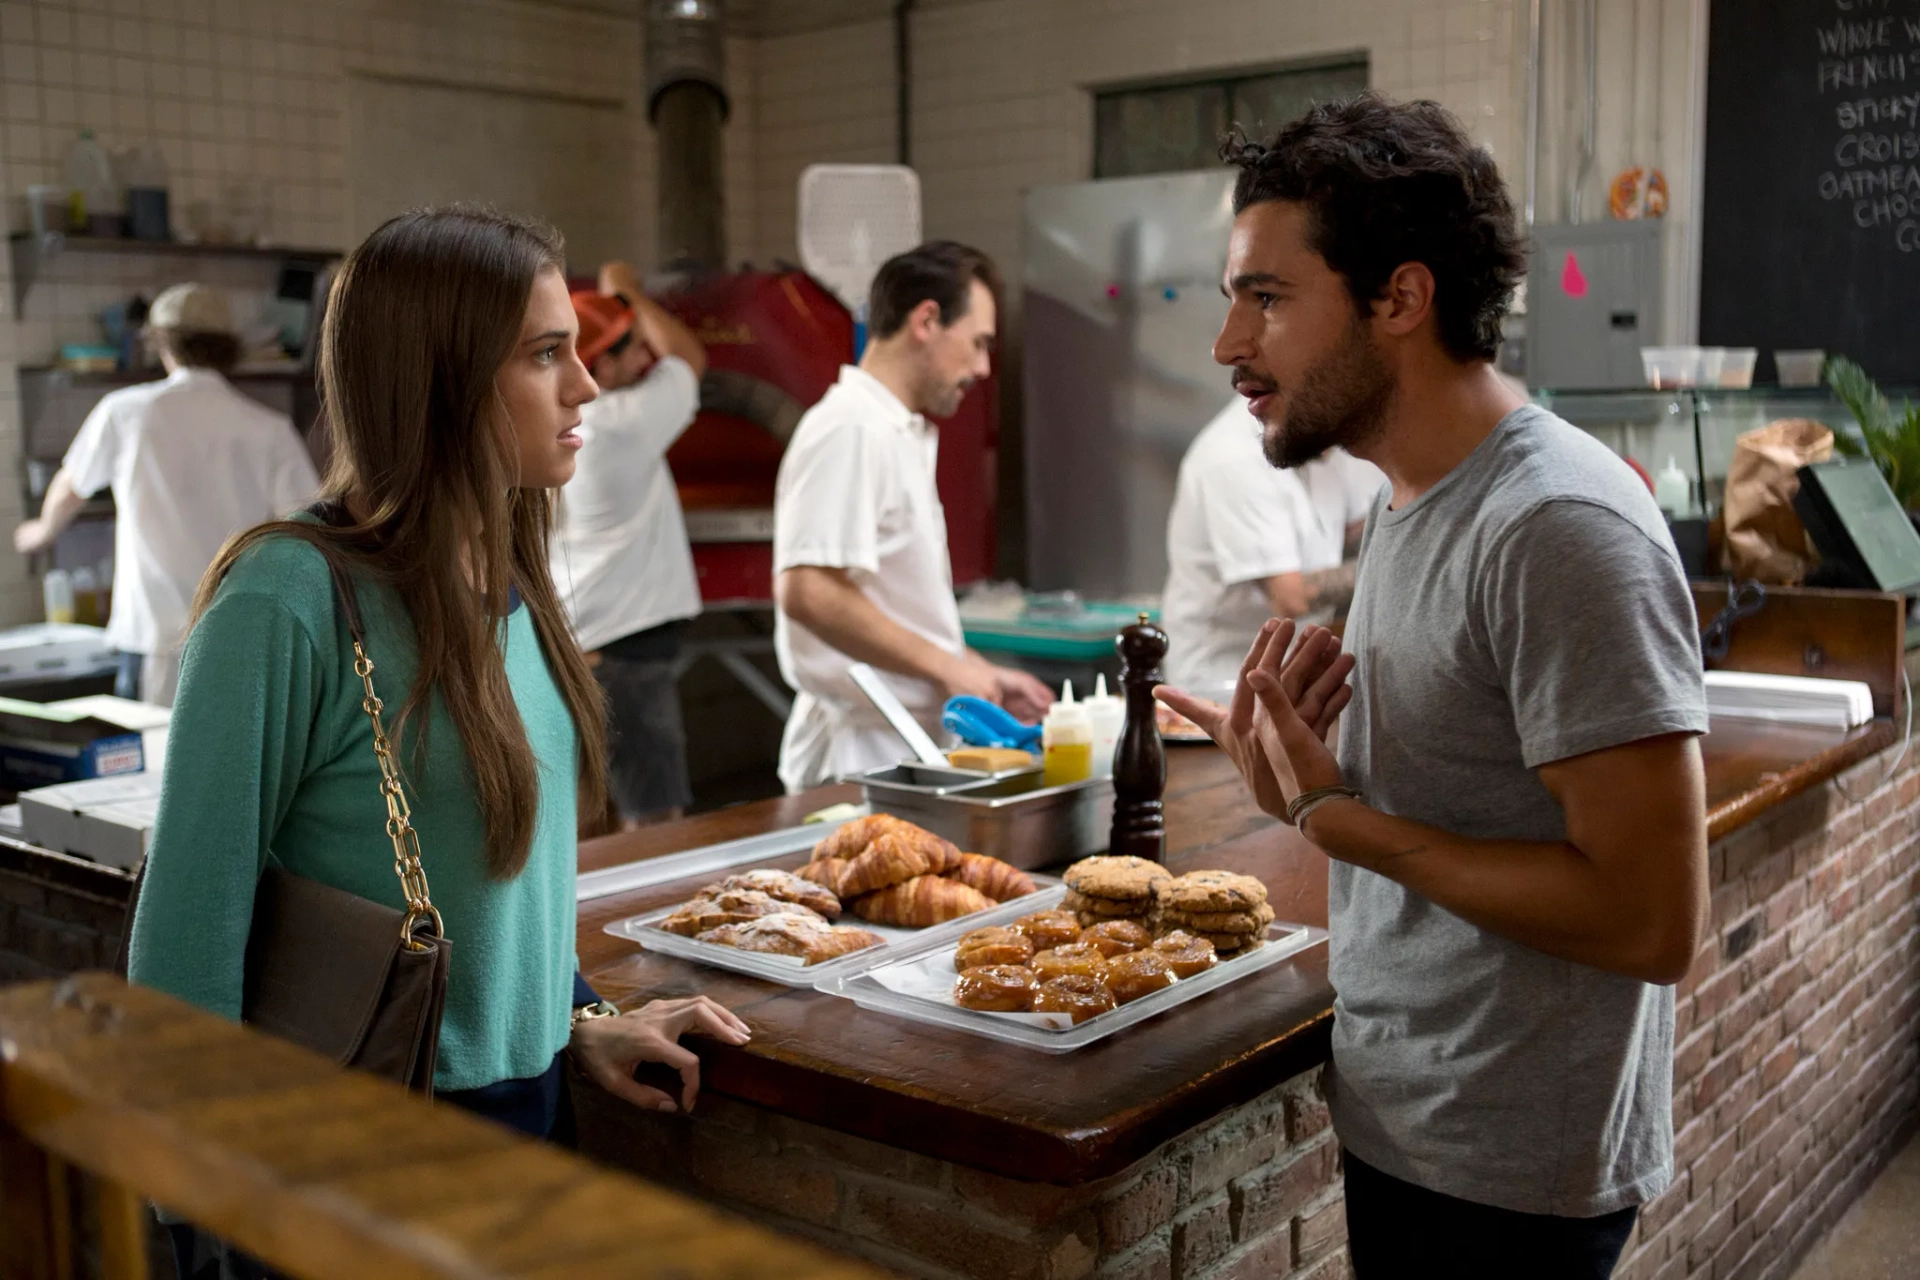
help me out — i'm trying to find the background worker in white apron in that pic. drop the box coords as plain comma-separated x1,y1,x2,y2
1162,398,1382,691
772,241,1053,791
13,283,319,705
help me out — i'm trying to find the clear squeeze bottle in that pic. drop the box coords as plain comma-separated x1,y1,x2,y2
1041,681,1094,787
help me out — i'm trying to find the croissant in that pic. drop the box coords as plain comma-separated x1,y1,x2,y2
948,853,1037,903
801,828,964,899
714,869,842,920
660,889,824,936
811,813,907,861
812,813,959,862
697,914,884,965
850,875,995,927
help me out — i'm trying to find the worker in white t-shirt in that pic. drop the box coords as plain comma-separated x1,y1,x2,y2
13,283,318,705
1161,399,1383,691
773,241,1054,792
551,260,707,827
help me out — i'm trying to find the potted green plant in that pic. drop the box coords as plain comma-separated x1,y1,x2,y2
1825,357,1920,527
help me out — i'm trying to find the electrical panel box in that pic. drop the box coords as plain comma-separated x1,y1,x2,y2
1526,221,1663,391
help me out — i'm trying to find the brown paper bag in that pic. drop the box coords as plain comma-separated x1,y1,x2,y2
1722,418,1834,583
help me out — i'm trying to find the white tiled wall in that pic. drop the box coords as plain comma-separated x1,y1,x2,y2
0,0,763,625
0,0,1707,624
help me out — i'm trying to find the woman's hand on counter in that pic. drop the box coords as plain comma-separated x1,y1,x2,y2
570,995,751,1114
1157,618,1353,824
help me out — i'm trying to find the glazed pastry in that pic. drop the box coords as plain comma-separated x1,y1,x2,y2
696,914,883,965
947,852,1038,903
1151,929,1219,979
1030,942,1111,984
1082,919,1152,958
1032,973,1117,1024
850,874,995,927
954,964,1038,1011
1013,909,1082,950
801,827,964,899
713,868,842,920
660,889,823,937
954,926,1036,972
1106,950,1176,1003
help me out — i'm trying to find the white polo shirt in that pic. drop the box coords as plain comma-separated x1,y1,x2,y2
773,365,963,790
550,355,702,651
1161,401,1383,690
64,367,319,658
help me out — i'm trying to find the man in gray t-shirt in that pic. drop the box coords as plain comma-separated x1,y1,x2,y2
1162,95,1709,1278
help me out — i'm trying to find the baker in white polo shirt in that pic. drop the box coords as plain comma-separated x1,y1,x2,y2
550,259,707,826
1161,399,1382,690
13,282,318,705
773,241,1053,791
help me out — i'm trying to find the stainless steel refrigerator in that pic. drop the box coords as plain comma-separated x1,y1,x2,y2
1022,170,1238,597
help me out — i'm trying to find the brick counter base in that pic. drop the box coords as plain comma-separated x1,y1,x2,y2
0,839,133,983
574,1065,1349,1280
1616,744,1920,1280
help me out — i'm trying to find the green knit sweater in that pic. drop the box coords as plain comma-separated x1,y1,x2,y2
127,535,579,1090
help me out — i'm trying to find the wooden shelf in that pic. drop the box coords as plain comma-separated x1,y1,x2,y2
18,363,310,386
7,232,342,318
7,231,341,260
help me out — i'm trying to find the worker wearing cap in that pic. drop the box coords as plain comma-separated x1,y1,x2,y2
550,261,707,826
13,283,318,705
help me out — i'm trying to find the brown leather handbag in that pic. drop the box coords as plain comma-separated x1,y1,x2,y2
239,558,452,1094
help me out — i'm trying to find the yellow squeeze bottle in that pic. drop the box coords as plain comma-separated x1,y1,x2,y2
1041,680,1094,787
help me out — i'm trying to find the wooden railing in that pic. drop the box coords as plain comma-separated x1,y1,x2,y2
0,973,884,1279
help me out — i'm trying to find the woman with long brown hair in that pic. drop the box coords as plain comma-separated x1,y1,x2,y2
127,207,747,1157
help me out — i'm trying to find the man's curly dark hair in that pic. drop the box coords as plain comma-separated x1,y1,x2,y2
1223,92,1526,363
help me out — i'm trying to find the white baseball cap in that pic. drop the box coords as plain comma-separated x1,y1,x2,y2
147,283,234,335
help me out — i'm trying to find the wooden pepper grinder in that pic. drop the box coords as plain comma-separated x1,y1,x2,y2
1109,612,1168,862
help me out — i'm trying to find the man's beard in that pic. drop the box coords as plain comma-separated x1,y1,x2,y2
917,372,971,420
1258,319,1394,469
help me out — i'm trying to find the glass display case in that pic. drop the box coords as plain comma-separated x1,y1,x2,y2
1534,387,1897,517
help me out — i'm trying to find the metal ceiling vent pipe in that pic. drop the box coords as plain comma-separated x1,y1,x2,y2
646,0,729,268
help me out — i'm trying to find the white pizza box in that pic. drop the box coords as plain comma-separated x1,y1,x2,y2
19,772,165,869
0,624,115,682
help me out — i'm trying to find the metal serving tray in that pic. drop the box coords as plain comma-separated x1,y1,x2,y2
815,886,1326,1053
603,874,1061,989
858,766,1114,870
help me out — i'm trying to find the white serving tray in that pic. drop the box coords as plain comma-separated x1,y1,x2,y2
814,886,1326,1053
603,875,1061,989
577,820,855,903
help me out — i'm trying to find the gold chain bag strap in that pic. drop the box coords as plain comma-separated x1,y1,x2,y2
239,553,453,1095
355,634,443,947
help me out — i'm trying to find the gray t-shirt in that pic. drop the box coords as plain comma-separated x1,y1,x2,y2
1328,403,1708,1217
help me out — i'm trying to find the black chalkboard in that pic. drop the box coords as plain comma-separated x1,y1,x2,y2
1700,0,1920,383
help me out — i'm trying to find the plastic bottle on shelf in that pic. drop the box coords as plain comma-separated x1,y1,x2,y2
43,569,75,625
62,129,120,236
1041,681,1094,788
122,142,171,241
1084,673,1125,780
1654,456,1691,517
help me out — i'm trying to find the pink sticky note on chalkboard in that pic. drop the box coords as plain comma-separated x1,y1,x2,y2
1561,252,1589,298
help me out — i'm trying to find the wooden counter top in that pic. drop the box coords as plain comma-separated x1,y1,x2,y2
576,715,1896,1185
